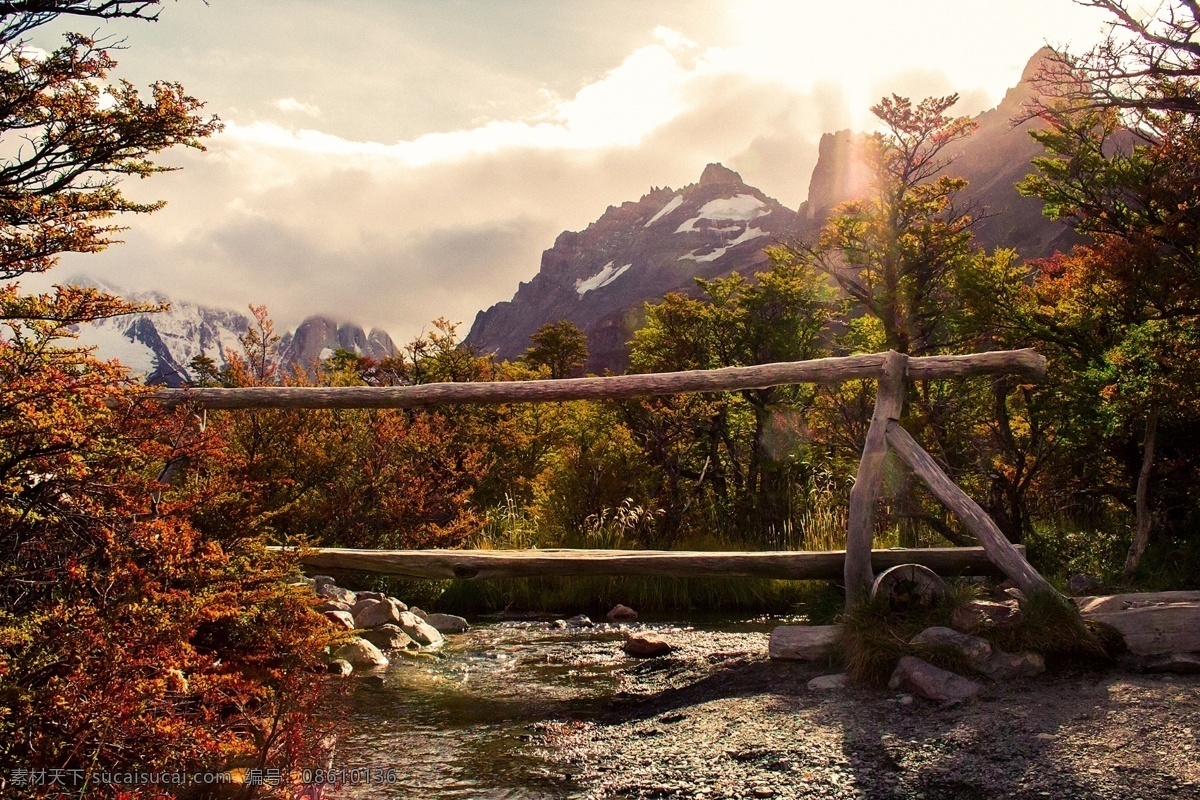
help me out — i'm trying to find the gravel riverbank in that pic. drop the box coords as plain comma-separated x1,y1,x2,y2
529,629,1200,800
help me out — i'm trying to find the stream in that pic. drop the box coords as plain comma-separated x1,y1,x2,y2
323,614,786,799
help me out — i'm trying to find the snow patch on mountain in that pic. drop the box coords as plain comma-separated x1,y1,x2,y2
675,194,769,233
575,262,631,295
644,194,683,227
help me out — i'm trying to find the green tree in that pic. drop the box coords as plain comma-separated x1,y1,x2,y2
523,319,589,378
794,94,977,356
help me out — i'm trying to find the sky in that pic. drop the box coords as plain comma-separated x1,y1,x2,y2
31,0,1119,342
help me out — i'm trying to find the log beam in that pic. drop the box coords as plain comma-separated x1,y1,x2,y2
844,350,908,605
884,420,1057,598
286,546,1020,581
133,349,1046,410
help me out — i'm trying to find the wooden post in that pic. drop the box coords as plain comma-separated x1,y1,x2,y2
884,420,1058,598
844,350,908,605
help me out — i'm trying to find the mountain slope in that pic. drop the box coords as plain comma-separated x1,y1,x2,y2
467,50,1074,372
465,162,798,372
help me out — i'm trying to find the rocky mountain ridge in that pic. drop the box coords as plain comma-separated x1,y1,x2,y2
466,49,1075,373
70,277,397,386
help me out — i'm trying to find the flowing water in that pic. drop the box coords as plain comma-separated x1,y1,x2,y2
323,614,787,799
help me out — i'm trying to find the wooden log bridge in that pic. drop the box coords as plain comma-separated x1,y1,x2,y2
285,546,1021,581
144,347,1058,610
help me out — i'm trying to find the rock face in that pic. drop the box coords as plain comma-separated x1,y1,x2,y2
768,625,841,661
623,632,674,658
888,656,982,704
466,50,1074,374
465,163,798,373
277,316,397,372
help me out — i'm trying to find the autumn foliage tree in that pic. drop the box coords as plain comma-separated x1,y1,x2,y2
0,5,338,798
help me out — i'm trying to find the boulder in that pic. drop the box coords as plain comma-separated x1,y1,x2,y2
333,637,389,668
409,606,429,620
350,598,381,618
768,625,841,661
623,632,673,658
888,656,982,704
425,613,469,634
312,575,336,588
565,614,594,628
607,604,638,621
951,600,1023,633
977,650,1045,680
807,673,850,691
396,611,444,648
354,598,404,630
359,624,419,652
322,610,356,630
316,582,357,606
327,659,353,676
355,590,388,603
316,599,352,614
389,597,409,612
910,626,992,670
1066,573,1103,596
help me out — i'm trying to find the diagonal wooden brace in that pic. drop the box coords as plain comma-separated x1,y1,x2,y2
885,419,1057,598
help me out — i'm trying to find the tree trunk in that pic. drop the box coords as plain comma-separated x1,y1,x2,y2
1123,406,1159,580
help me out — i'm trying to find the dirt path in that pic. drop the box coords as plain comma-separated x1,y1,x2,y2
530,631,1200,800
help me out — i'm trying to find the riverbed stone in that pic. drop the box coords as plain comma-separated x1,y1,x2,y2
607,604,638,621
397,611,444,647
977,649,1046,680
316,582,357,606
322,610,356,630
354,598,404,630
327,658,353,676
768,625,841,661
911,626,992,669
888,655,982,704
623,632,673,658
425,613,469,634
333,637,389,668
807,673,850,691
565,614,594,628
951,599,1023,633
316,599,352,614
359,624,419,651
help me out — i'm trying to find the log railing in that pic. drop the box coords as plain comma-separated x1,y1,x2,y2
147,348,1053,607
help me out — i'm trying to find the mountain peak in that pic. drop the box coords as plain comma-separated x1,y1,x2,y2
698,162,743,186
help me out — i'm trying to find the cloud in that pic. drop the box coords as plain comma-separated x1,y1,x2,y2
51,1,1108,347
273,97,321,117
